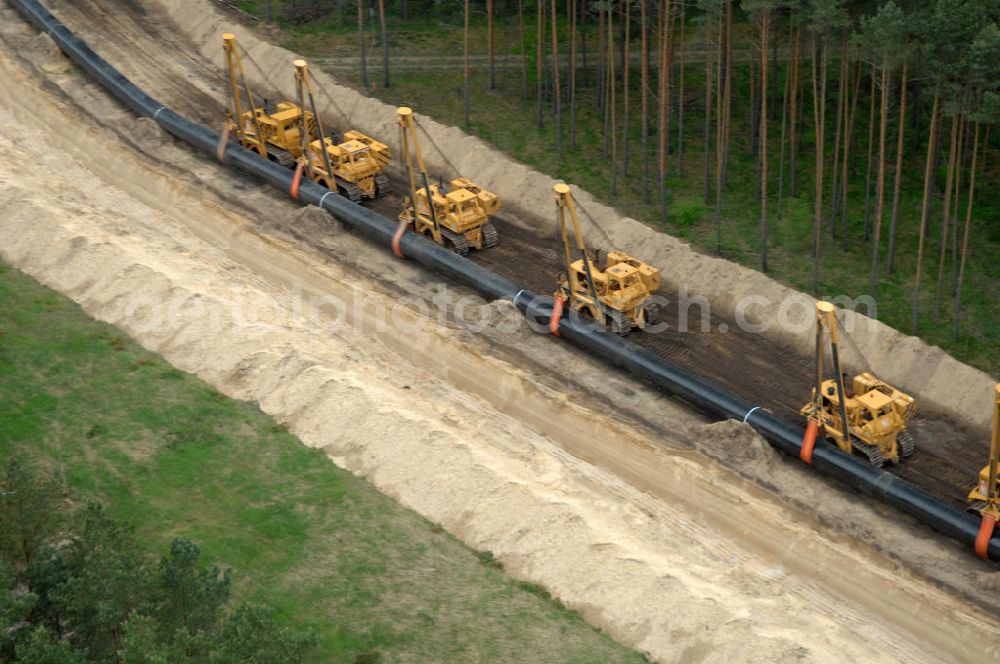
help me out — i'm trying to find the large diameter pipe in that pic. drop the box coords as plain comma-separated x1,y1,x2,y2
8,0,998,561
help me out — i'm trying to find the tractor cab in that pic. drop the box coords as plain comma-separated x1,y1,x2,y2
443,188,485,231
451,177,500,215
411,183,490,235
853,389,901,435
564,251,660,333
245,102,313,158
330,139,377,177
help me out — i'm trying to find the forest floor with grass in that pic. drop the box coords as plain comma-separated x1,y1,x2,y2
0,257,648,663
237,5,1000,377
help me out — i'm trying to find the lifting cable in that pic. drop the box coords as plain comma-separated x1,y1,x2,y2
572,196,616,249
238,44,355,127
833,309,873,376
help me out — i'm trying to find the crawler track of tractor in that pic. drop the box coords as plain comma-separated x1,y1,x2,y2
439,227,470,256
482,222,500,248
335,177,363,203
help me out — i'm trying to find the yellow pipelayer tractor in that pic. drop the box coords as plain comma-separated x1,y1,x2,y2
800,301,917,466
223,34,312,166
293,60,390,202
552,184,660,336
396,107,500,254
967,384,1000,519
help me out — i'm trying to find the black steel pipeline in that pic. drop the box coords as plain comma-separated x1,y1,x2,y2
8,0,998,561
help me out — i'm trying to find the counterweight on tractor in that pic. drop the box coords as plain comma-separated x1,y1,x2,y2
293,60,390,202
800,301,917,467
552,184,660,336
396,107,500,254
222,34,312,166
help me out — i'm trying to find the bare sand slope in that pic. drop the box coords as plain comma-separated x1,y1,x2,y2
2,11,1000,663
147,0,997,430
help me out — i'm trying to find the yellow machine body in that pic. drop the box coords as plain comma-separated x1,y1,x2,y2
552,184,659,336
967,384,1000,518
397,107,499,254
306,132,391,200
399,179,499,250
800,302,917,466
801,374,916,464
560,253,660,330
241,102,314,165
222,34,312,167
291,61,391,202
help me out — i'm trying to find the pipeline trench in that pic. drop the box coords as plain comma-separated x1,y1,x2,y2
44,0,988,513
5,0,1000,659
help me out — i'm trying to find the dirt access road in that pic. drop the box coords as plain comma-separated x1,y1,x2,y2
1,1,999,662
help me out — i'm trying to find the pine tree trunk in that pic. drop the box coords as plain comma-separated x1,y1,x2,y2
769,15,778,123
828,35,847,240
885,63,908,274
953,120,980,340
840,63,861,251
377,0,389,88
912,92,940,334
664,6,675,159
759,11,769,273
951,116,969,295
721,0,733,189
776,18,792,222
933,112,960,324
930,116,944,194
749,49,758,162
658,0,671,221
977,124,990,205
810,35,827,294
464,0,470,128
869,60,890,301
569,0,577,148
487,0,495,89
911,75,924,152
551,0,562,161
703,7,714,207
622,0,631,176
358,0,367,88
714,8,724,253
715,14,723,194
675,1,685,175
641,0,650,202
537,0,544,129
950,113,967,297
789,27,800,198
862,66,876,241
598,7,606,119
609,5,618,196
519,0,528,100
